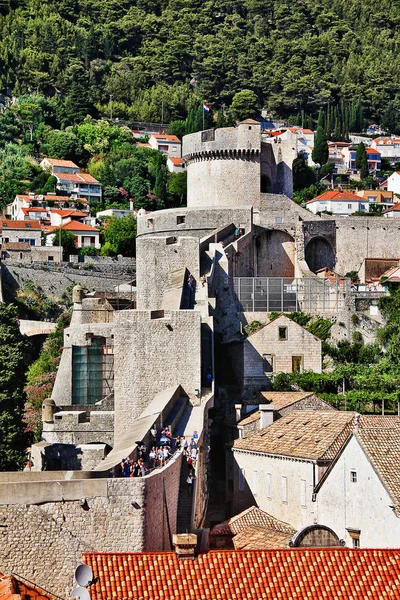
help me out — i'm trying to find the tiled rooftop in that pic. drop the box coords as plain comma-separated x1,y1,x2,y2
232,524,293,550
233,410,356,460
0,574,54,600
258,391,316,411
83,548,400,599
356,424,400,516
210,506,295,537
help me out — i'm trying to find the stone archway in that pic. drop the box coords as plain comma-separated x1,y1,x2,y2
305,237,335,273
256,230,295,277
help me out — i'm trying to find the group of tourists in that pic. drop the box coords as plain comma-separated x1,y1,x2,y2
114,426,200,478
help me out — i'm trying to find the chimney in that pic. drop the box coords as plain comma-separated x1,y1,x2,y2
173,533,197,560
234,404,242,423
259,403,274,429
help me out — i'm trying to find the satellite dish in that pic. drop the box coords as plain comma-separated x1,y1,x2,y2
74,564,93,587
71,587,90,600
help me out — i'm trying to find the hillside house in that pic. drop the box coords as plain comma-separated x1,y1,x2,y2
314,416,400,548
385,171,400,196
342,146,381,171
0,219,42,247
6,194,88,220
54,172,102,204
44,220,100,250
40,158,80,174
49,209,87,227
167,157,185,172
306,190,388,215
383,202,400,217
148,134,182,158
371,137,400,164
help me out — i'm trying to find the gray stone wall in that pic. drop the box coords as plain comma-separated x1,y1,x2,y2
243,315,322,393
136,236,200,310
2,263,131,301
0,478,146,598
0,458,183,598
137,206,252,238
113,310,202,439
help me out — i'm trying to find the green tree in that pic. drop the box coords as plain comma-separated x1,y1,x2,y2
0,303,28,470
168,171,187,206
312,126,329,166
229,90,259,122
355,143,366,170
292,156,316,191
100,215,137,256
52,228,77,258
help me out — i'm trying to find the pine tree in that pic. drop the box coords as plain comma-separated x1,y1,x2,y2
312,125,329,165
355,142,365,170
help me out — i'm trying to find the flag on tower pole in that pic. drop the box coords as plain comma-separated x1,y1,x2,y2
203,102,210,130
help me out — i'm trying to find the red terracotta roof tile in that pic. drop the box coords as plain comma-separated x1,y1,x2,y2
83,548,400,599
150,134,181,143
55,172,100,184
168,157,184,164
42,158,79,168
1,219,41,229
307,190,363,204
47,221,99,233
210,506,295,537
0,574,54,600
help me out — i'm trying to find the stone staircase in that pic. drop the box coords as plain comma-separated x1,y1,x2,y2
176,456,194,534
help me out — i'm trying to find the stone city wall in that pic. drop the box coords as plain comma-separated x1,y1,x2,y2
137,205,252,238
136,236,200,310
2,263,131,301
113,310,202,439
0,455,183,598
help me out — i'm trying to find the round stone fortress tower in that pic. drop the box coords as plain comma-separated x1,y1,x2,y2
182,120,296,207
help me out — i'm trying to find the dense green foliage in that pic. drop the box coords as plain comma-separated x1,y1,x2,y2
272,286,400,413
0,304,28,469
24,313,71,441
0,0,399,125
100,214,137,256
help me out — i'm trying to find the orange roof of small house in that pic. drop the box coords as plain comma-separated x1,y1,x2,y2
54,172,100,183
1,219,41,229
42,158,79,168
49,209,87,218
82,548,400,600
306,190,362,204
383,202,400,213
168,157,184,165
45,221,99,233
0,573,55,600
150,134,181,143
366,147,381,155
21,207,48,214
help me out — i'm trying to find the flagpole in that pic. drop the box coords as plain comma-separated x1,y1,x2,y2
202,101,204,131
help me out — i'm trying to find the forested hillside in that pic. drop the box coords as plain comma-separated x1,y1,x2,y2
0,0,399,124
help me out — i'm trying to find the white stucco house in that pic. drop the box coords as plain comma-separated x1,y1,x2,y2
148,134,182,158
314,416,400,548
386,171,400,196
45,221,100,250
231,409,356,529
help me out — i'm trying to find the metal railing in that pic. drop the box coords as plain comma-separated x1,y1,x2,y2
232,277,351,313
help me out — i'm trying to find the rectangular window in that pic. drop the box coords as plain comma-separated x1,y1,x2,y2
300,479,306,507
176,215,186,225
238,468,245,492
350,470,357,483
72,337,113,405
292,355,303,373
348,204,352,209
266,473,272,499
278,326,288,341
263,354,274,374
353,537,360,549
281,476,287,503
252,470,258,495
